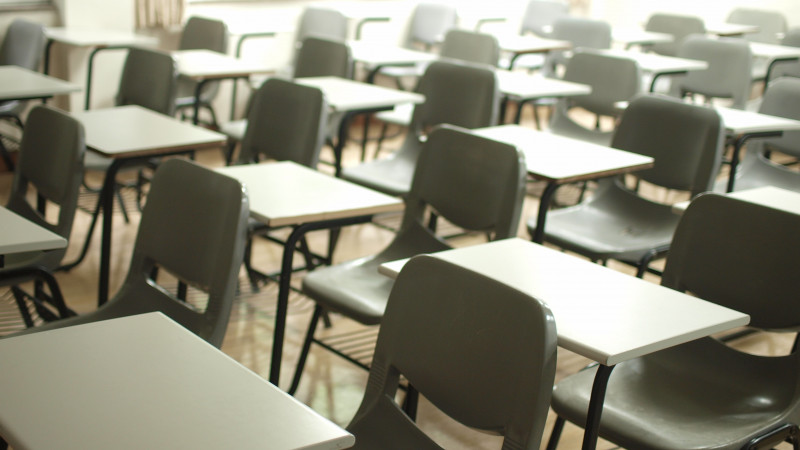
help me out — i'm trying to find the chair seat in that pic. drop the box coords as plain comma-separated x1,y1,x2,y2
548,115,614,147
375,103,414,127
341,149,418,197
220,119,247,142
378,62,430,80
529,183,680,262
716,152,800,193
552,338,798,450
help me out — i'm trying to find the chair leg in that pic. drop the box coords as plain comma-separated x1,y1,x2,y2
373,123,389,160
402,384,419,421
545,416,566,450
288,305,323,395
636,250,659,278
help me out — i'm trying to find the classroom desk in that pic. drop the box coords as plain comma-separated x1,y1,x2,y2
0,312,355,450
748,42,800,90
594,48,708,92
348,40,439,83
378,238,750,450
216,161,404,388
611,28,673,49
706,22,760,37
72,105,227,306
496,34,573,70
673,186,800,215
43,27,158,110
496,70,591,124
472,125,654,244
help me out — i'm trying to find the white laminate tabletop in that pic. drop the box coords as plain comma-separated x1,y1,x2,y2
473,125,653,183
496,34,573,54
217,161,404,227
706,22,760,37
0,65,81,102
496,70,591,100
173,49,275,80
594,48,708,74
748,42,800,60
348,40,438,67
379,238,750,366
72,105,227,158
0,313,355,450
0,206,66,256
295,76,424,112
673,186,800,215
43,27,158,47
612,28,673,47
716,106,800,135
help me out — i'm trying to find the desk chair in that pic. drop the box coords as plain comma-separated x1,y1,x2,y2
174,16,229,129
547,51,640,147
0,19,46,171
296,6,348,44
346,255,557,450
289,125,527,395
644,13,705,57
720,78,800,193
342,60,499,197
529,94,724,278
546,193,800,450
1,105,84,327
7,159,250,348
669,35,753,110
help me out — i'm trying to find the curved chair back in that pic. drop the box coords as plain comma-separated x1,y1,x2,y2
5,106,85,270
179,16,228,53
727,7,787,44
116,47,178,116
238,78,328,167
663,193,800,330
0,19,45,69
440,29,500,67
560,51,640,118
759,77,800,159
402,2,457,50
671,35,753,109
645,13,705,56
520,0,569,37
294,36,353,79
347,255,557,450
545,17,612,75
612,94,724,195
296,7,348,43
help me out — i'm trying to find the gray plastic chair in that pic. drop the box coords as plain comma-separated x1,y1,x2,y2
289,125,527,394
644,13,705,57
669,35,753,110
296,7,348,44
0,19,47,170
7,159,250,348
720,77,800,193
520,0,570,37
548,51,641,147
529,94,724,278
346,255,557,450
342,60,499,197
727,7,787,45
1,105,85,326
767,28,800,83
546,193,800,450
173,16,229,128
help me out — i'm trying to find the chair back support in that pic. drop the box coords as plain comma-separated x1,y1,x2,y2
611,94,724,195
0,19,45,69
645,13,705,56
294,36,353,79
561,51,640,117
727,7,787,44
5,106,85,269
520,0,569,37
662,193,800,330
403,125,526,240
403,2,457,50
440,29,500,67
758,77,800,159
671,35,753,109
238,78,328,167
347,255,557,449
116,47,178,116
179,16,229,53
296,7,348,43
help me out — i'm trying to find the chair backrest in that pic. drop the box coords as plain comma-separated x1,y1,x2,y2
727,7,787,44
5,105,85,270
662,193,800,331
769,28,800,81
645,13,705,56
544,17,612,75
116,47,178,116
440,29,500,67
238,78,328,167
347,255,557,450
179,16,229,53
0,19,45,70
401,2,458,50
611,94,724,196
671,35,753,109
107,158,249,347
293,36,353,79
559,51,641,117
296,7,348,44
400,125,526,241
757,77,800,159
519,0,570,37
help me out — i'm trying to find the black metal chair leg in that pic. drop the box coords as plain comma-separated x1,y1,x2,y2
545,416,566,450
288,305,323,395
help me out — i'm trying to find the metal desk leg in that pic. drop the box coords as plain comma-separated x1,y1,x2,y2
531,182,559,244
582,364,615,450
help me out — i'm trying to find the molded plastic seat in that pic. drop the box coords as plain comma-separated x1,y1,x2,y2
346,255,557,450
547,51,641,147
289,125,527,393
644,13,705,57
342,60,499,197
529,94,724,277
547,193,800,450
669,35,753,110
7,159,250,348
